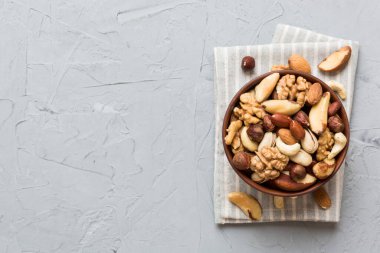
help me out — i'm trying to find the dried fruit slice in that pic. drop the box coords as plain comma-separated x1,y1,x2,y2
318,46,352,72
255,73,280,103
309,92,330,135
228,192,262,220
313,187,331,210
262,100,301,116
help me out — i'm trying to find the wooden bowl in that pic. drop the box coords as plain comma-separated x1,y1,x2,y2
222,70,350,197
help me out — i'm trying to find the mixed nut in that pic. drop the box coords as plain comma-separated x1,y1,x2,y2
228,46,351,220
227,53,349,194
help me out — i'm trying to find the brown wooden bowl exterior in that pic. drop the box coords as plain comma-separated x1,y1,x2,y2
222,70,350,197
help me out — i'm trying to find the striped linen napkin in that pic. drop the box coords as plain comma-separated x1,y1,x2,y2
214,24,359,223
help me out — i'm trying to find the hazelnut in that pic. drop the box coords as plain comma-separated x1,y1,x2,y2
306,82,323,105
232,152,251,170
293,111,310,128
289,164,307,180
328,115,345,133
241,56,255,72
284,161,295,171
328,101,341,116
263,115,275,132
270,114,292,128
247,124,264,143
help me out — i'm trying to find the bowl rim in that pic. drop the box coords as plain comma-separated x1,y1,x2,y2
222,70,350,197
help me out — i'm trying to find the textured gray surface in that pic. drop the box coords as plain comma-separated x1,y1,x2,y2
0,0,379,252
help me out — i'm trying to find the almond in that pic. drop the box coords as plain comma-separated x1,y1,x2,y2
278,129,297,145
288,54,311,74
328,101,341,116
306,83,323,106
270,114,291,128
289,120,305,140
313,187,331,210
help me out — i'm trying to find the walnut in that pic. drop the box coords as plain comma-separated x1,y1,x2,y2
259,147,289,170
250,147,289,183
295,76,311,106
250,156,265,171
296,76,309,91
316,128,335,161
231,129,244,154
276,74,295,100
238,91,266,120
225,119,242,145
233,108,260,125
275,74,311,106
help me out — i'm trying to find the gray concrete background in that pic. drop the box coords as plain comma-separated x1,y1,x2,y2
0,0,379,252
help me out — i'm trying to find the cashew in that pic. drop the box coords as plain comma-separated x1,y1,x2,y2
301,128,319,154
258,132,276,152
241,126,258,152
327,132,347,159
228,192,262,220
327,80,346,100
275,137,301,156
225,120,242,145
289,149,313,166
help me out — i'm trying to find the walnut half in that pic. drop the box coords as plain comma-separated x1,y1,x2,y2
250,147,289,183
